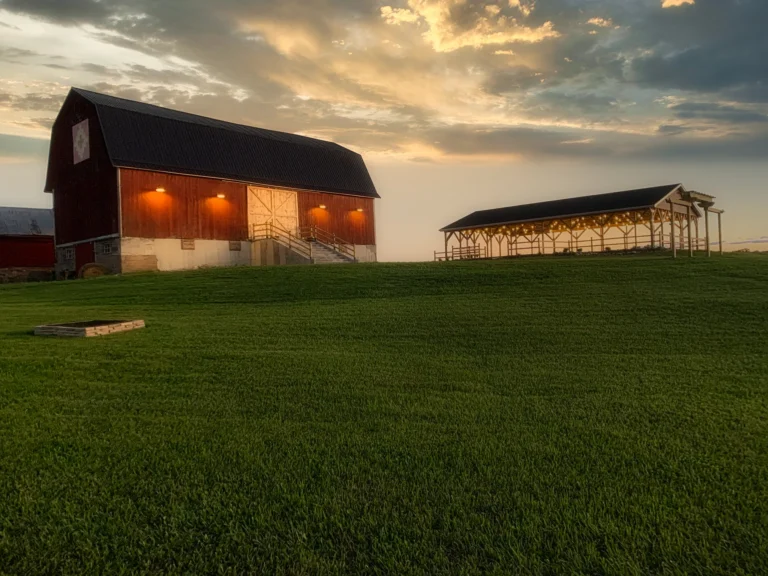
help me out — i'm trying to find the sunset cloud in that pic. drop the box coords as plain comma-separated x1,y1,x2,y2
380,6,420,26
0,0,765,163
662,0,695,7
587,17,613,28
381,0,559,53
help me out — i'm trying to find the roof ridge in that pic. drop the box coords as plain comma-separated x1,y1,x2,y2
72,87,350,153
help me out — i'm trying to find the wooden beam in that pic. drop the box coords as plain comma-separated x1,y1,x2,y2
650,210,656,249
687,205,693,257
705,209,711,257
718,212,723,255
668,200,677,258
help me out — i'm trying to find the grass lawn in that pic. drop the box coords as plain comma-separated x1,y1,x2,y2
1,255,767,574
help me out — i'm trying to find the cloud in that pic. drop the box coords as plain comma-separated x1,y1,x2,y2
0,133,49,161
0,91,64,112
657,124,691,136
624,0,768,94
586,17,613,27
508,0,535,18
0,0,766,163
725,236,768,245
662,0,694,7
382,0,560,53
380,6,420,25
0,0,111,23
669,102,768,124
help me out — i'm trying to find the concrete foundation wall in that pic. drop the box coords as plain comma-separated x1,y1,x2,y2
120,237,313,272
353,245,377,263
121,238,252,272
251,239,311,267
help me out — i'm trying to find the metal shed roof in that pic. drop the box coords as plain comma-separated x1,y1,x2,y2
441,184,682,232
0,207,54,236
68,88,380,199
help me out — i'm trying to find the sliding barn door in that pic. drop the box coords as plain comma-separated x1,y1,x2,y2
247,187,299,235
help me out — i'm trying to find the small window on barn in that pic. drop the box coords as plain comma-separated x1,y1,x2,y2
98,240,118,256
63,248,75,261
181,239,195,251
229,241,242,252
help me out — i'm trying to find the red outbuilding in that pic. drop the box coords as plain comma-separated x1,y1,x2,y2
0,207,55,269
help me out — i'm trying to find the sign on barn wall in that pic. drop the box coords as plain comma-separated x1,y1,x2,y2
72,119,90,164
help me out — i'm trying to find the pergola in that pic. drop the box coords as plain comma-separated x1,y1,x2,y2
436,184,724,261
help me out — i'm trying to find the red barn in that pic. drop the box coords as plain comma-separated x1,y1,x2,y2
45,88,380,276
0,207,55,269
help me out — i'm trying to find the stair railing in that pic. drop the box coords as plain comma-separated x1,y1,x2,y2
298,226,356,261
251,222,313,261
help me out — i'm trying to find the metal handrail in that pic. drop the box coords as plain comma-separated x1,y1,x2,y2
251,222,313,260
298,226,356,261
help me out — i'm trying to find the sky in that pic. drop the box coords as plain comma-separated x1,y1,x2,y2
0,0,766,260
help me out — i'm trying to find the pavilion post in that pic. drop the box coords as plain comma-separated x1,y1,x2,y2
695,218,700,252
687,205,693,257
705,209,711,257
668,200,677,258
444,232,449,260
650,210,656,249
718,212,723,255
660,214,665,249
633,215,638,249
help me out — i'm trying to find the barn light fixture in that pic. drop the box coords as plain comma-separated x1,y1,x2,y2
155,187,166,193
216,193,226,199
318,204,327,209
356,208,364,212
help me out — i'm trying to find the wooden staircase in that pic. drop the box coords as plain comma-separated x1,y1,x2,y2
251,223,357,264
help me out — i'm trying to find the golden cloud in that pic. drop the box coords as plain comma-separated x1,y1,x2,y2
381,0,559,53
661,0,694,7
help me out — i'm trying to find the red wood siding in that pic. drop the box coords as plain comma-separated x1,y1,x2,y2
0,236,55,268
298,192,375,245
46,93,119,245
120,169,248,240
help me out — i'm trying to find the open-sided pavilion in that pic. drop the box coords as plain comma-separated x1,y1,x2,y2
436,184,724,261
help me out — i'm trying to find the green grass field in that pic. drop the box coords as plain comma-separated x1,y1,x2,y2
1,255,767,574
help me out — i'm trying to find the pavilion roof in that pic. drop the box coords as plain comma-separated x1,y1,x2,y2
441,184,683,232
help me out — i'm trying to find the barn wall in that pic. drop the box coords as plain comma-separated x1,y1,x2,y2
121,238,253,272
298,192,375,246
120,169,248,241
46,93,119,245
0,236,55,268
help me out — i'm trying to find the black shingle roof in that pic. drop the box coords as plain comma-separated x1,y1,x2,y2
441,184,681,231
73,88,379,198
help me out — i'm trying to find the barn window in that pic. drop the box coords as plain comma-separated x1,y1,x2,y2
229,241,242,252
63,248,75,261
98,240,118,255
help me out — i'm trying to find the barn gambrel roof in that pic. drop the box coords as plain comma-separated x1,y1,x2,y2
441,184,687,232
62,88,379,199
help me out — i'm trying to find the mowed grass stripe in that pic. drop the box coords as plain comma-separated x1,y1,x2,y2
0,255,767,574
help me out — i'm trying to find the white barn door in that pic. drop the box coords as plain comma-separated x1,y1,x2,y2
248,187,299,235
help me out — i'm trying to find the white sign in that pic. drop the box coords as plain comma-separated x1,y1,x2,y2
72,119,90,164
